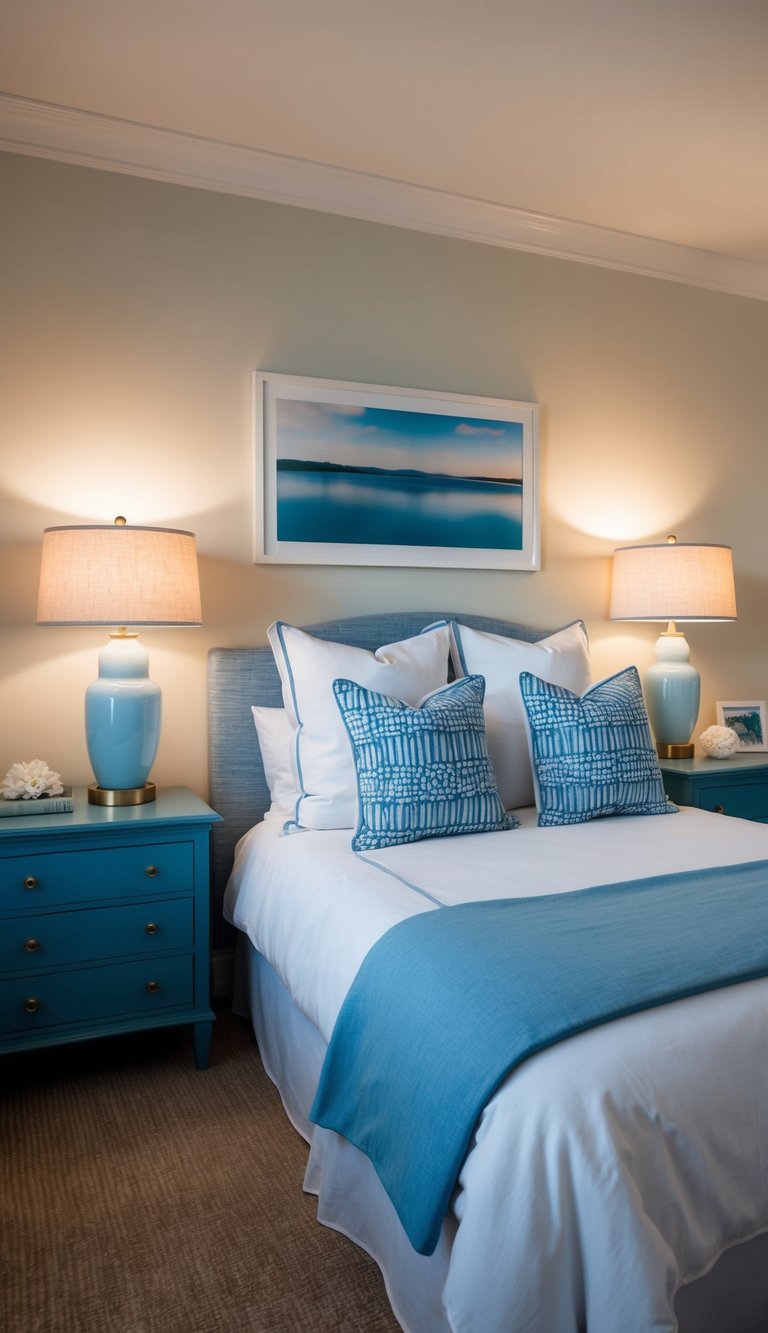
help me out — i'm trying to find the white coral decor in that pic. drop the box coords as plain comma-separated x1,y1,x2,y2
1,759,64,800
699,725,741,759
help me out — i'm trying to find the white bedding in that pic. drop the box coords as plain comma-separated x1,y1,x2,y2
224,807,768,1333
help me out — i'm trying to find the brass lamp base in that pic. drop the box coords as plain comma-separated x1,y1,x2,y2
88,782,157,806
655,743,694,760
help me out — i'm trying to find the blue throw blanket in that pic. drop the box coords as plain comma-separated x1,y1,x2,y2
310,860,768,1255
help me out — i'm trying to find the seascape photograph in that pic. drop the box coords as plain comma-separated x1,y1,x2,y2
274,398,525,551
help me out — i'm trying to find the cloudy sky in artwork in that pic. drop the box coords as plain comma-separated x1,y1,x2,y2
276,399,524,480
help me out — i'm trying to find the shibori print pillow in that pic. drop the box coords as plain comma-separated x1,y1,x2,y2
334,673,517,851
520,666,677,827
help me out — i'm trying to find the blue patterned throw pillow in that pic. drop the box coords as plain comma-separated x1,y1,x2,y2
333,674,518,851
519,666,677,827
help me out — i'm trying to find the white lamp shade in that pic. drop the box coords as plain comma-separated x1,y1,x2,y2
610,542,736,623
37,524,202,626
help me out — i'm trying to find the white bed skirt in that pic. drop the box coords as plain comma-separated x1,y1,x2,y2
235,936,454,1332
235,936,768,1333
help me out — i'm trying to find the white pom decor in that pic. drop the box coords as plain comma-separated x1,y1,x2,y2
699,725,740,759
1,759,64,800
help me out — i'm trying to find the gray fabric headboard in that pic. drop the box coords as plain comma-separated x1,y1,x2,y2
207,610,554,938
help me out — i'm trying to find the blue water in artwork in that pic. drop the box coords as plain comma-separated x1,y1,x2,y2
276,470,523,550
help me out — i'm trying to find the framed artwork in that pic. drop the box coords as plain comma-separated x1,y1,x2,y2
253,372,539,569
715,700,768,752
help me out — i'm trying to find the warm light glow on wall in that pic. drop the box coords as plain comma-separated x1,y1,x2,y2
0,422,233,528
546,425,711,541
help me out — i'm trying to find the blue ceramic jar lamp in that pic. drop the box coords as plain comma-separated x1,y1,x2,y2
610,536,737,758
37,517,201,804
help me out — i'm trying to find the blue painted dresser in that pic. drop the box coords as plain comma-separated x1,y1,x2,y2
0,787,220,1068
659,753,768,823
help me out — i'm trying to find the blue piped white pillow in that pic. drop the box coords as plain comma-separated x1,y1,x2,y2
448,620,591,810
267,620,451,830
334,674,518,851
519,666,677,827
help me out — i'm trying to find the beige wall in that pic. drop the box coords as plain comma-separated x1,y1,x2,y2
2,149,768,802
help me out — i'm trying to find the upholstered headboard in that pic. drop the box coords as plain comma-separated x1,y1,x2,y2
207,611,554,929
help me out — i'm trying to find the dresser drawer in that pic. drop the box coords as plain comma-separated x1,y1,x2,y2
0,841,194,908
0,954,194,1036
0,897,194,974
695,784,768,821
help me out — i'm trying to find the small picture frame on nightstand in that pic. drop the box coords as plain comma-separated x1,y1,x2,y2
716,700,768,752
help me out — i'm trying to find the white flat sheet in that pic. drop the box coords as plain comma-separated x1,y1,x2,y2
224,808,768,1333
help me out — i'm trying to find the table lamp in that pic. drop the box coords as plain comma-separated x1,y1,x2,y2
609,536,736,758
37,517,202,805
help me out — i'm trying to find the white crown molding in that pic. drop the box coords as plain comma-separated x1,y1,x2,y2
3,91,768,302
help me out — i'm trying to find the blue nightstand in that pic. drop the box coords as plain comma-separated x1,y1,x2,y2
0,787,221,1068
659,753,768,823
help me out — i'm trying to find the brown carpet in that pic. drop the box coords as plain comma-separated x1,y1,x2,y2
1,1008,401,1333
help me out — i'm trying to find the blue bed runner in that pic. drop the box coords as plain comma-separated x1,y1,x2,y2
310,859,768,1255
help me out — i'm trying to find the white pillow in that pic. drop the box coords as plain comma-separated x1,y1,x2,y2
449,620,591,810
251,706,299,818
267,620,452,830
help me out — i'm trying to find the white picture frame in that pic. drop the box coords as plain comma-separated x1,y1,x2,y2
253,372,540,569
715,700,768,752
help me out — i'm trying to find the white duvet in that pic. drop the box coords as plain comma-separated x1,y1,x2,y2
224,807,768,1333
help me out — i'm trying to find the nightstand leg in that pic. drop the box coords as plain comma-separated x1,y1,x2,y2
193,1020,213,1070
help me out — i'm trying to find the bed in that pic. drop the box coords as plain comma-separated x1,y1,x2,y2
209,611,768,1333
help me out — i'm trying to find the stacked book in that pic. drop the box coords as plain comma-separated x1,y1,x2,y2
0,786,74,817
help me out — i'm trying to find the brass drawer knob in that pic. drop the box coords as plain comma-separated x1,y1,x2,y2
23,875,38,890
23,997,40,1014
24,938,40,953
714,804,725,814
145,922,159,936
145,865,159,878
145,980,160,994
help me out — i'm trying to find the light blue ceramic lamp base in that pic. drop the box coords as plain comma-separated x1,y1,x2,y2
644,630,700,758
85,634,161,803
